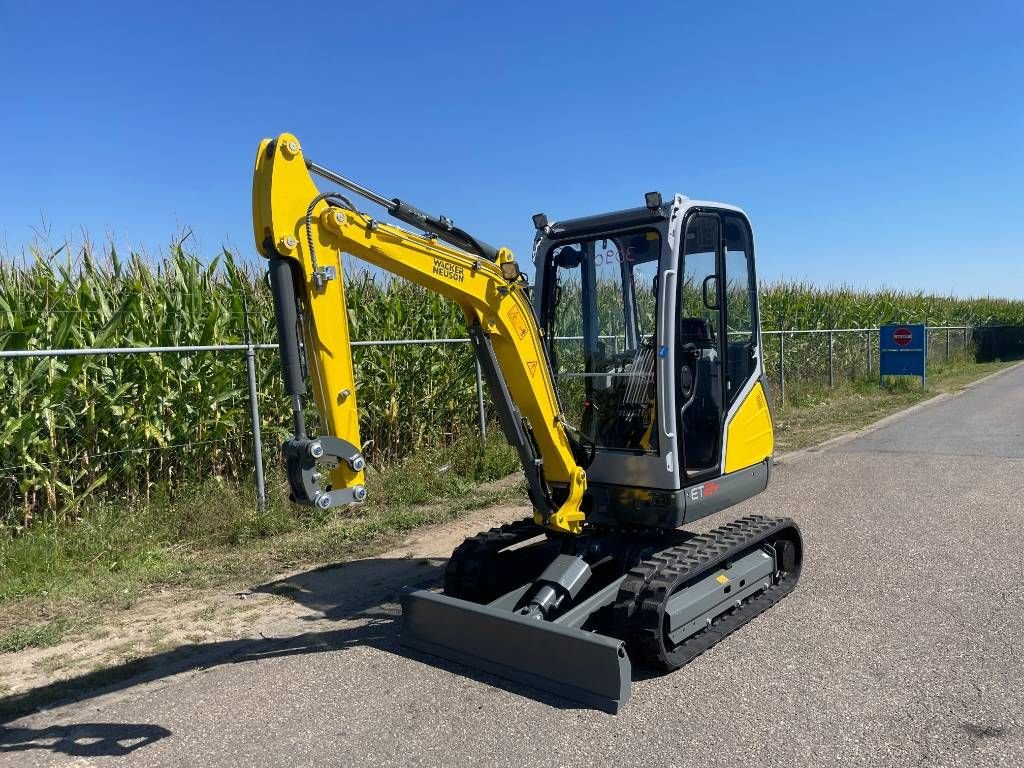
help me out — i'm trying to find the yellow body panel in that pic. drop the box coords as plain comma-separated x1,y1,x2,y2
252,133,586,533
723,381,774,473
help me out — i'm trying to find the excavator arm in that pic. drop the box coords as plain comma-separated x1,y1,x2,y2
252,133,587,534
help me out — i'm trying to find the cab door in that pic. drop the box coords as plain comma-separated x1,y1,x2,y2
677,211,726,477
676,208,764,479
719,212,770,474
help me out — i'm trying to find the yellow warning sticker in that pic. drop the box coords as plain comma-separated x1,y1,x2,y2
508,307,529,340
716,574,730,585
527,361,538,377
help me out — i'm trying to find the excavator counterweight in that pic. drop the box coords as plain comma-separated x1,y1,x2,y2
253,133,803,712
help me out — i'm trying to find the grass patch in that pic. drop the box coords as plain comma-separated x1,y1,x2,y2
31,653,71,674
190,606,217,622
0,429,520,639
0,618,70,653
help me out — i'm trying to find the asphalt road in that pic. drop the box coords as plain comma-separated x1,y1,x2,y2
3,364,1023,767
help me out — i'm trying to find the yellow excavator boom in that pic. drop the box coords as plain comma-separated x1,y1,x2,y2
252,133,586,533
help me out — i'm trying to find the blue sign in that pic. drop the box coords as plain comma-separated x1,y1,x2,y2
880,324,927,388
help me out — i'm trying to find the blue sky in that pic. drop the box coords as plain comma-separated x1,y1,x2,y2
3,1,1022,297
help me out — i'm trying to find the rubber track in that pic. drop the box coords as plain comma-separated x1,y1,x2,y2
613,514,802,670
443,517,541,602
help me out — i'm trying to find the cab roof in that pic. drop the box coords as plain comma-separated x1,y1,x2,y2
543,196,748,241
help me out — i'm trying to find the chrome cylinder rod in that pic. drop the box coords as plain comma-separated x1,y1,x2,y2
306,160,393,209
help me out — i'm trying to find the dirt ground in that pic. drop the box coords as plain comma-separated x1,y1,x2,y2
0,503,529,701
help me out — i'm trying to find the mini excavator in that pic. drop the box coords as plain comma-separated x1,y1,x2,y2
252,133,802,713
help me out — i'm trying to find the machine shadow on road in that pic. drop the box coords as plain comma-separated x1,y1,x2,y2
0,554,598,728
0,721,171,758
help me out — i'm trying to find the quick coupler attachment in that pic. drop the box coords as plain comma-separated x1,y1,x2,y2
283,435,366,509
400,588,631,714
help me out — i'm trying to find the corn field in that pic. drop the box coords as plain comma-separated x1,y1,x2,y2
2,243,1024,529
0,246,473,527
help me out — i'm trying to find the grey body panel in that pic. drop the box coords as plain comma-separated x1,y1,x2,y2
401,588,631,714
681,460,771,524
586,459,770,529
584,446,676,492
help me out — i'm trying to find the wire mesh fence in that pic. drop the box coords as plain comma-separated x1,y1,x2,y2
760,326,973,405
0,325,978,526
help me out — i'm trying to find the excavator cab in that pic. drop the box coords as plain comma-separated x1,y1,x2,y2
533,195,775,530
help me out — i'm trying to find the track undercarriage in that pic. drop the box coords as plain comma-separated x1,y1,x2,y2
401,514,802,712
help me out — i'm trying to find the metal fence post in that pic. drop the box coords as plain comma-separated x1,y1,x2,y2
923,326,928,390
945,328,950,361
474,358,487,439
866,330,872,377
964,326,969,356
779,331,786,406
828,330,834,388
243,308,266,513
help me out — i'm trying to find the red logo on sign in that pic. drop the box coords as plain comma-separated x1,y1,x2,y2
704,481,720,497
893,327,912,346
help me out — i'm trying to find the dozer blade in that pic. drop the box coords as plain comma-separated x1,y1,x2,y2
400,588,631,713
